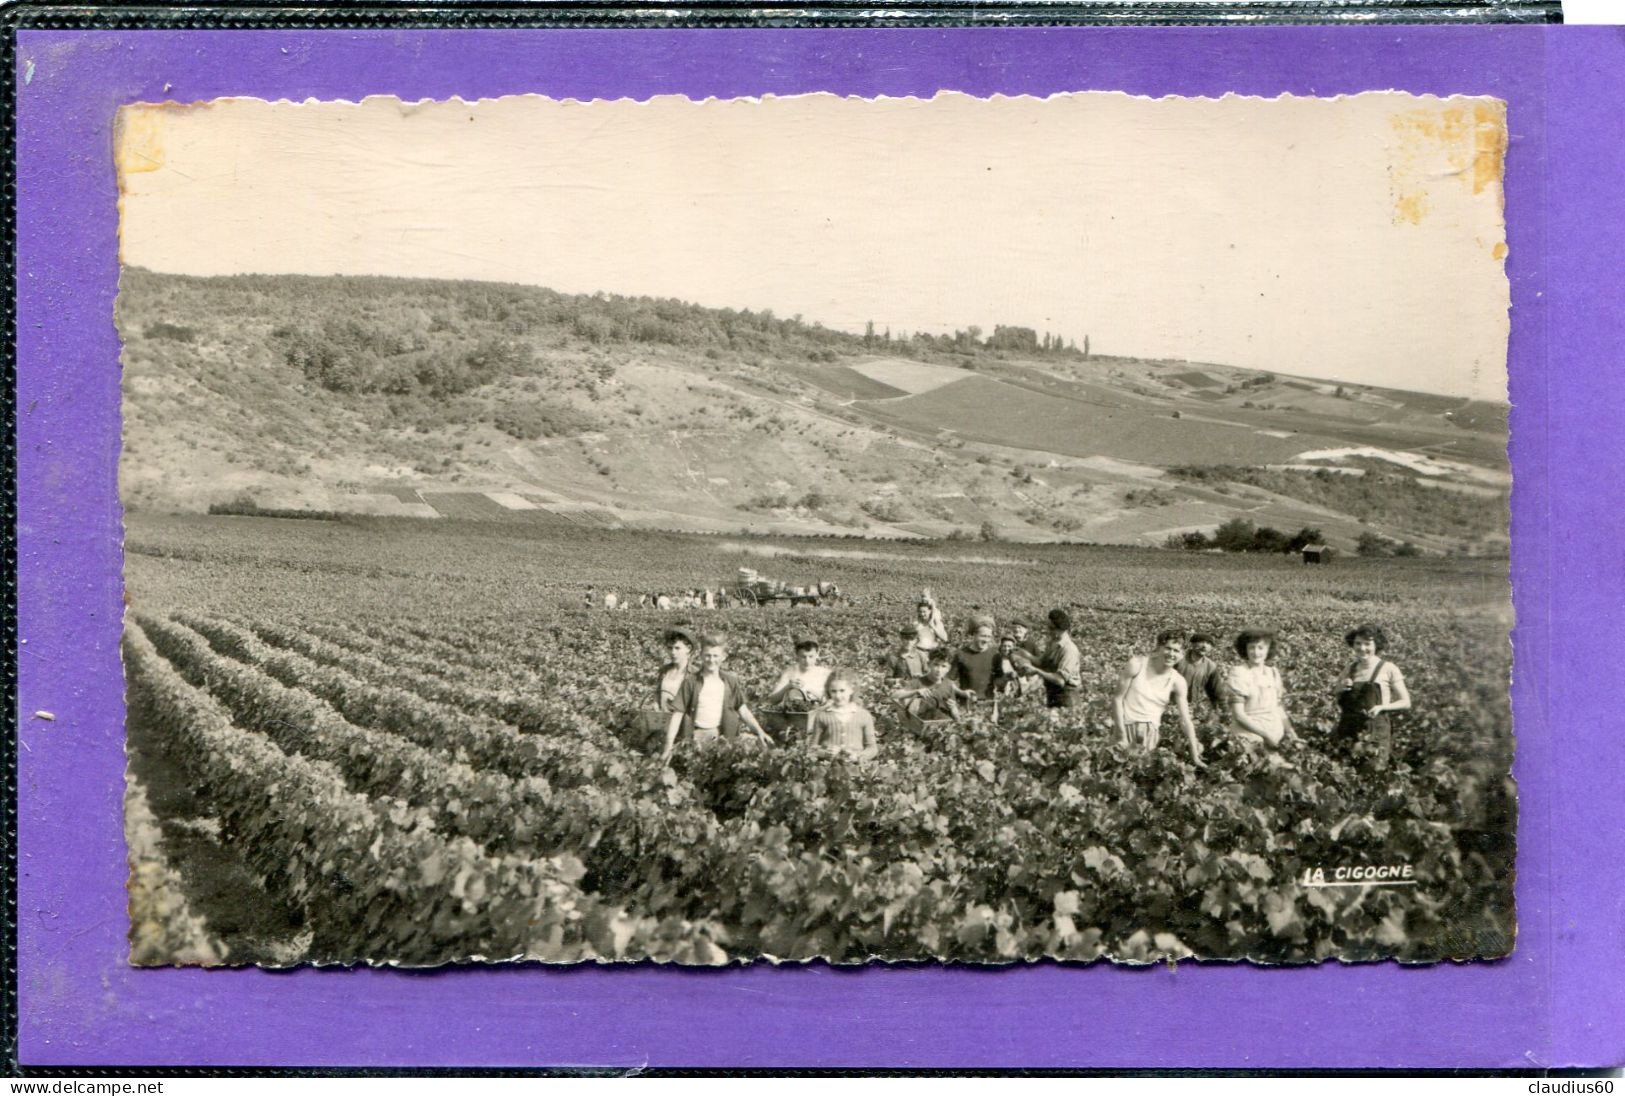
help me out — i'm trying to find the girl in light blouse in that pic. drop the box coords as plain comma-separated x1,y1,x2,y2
1226,629,1296,750
807,671,878,760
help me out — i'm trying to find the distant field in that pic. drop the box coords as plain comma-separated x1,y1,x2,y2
420,492,519,521
559,507,623,529
1258,389,1389,423
858,375,1316,465
1352,389,1507,435
996,365,1151,409
1446,400,1510,433
484,491,538,510
850,357,973,395
1166,370,1220,388
420,491,580,526
1184,400,1509,471
781,362,908,401
1387,389,1464,415
1286,415,1508,468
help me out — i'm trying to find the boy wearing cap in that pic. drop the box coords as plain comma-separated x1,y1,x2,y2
1031,608,1083,712
655,627,697,711
1011,620,1045,662
1007,620,1046,699
991,634,1025,698
1178,632,1227,717
880,626,930,683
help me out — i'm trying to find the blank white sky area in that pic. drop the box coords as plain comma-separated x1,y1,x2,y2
118,91,1511,400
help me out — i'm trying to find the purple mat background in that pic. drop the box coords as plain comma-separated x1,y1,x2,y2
14,26,1623,1069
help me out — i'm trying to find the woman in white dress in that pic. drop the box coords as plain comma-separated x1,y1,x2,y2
1226,629,1296,750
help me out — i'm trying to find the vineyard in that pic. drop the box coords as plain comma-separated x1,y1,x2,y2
123,513,1515,966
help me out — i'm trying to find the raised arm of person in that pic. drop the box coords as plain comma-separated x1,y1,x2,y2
914,590,947,641
765,666,795,706
1172,674,1203,766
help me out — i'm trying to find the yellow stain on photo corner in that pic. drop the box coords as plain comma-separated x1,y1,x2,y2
115,106,167,180
1388,99,1508,226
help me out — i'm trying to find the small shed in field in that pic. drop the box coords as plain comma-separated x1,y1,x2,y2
1301,544,1333,565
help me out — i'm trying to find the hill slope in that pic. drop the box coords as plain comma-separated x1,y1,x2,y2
860,374,1334,464
117,269,1509,553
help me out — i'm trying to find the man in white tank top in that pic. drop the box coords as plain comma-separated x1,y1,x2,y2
1113,630,1204,767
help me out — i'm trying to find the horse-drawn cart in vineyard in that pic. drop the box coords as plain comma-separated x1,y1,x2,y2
732,568,841,608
